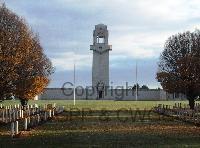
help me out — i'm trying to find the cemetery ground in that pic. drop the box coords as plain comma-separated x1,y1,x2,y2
1,100,200,147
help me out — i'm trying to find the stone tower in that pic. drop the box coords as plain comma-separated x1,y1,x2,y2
90,24,112,97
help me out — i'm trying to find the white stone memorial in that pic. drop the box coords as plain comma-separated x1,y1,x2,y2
90,24,112,99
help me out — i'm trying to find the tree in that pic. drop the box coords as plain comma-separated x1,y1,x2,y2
0,3,23,101
14,35,54,107
141,85,149,90
0,4,54,106
157,30,200,109
132,83,140,90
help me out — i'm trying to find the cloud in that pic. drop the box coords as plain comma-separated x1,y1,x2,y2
3,0,200,87
51,52,92,71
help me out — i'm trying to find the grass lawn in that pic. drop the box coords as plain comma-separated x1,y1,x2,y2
0,100,193,110
0,100,200,148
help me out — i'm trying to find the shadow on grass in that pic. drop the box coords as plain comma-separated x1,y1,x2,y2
0,132,200,148
1,111,200,148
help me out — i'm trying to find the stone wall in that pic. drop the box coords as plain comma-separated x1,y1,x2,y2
38,88,180,101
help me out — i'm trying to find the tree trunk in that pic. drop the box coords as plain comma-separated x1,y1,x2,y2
188,98,195,110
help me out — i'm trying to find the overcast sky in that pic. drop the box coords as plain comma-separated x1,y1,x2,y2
3,0,200,88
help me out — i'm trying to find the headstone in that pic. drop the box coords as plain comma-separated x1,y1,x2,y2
52,110,55,116
16,110,19,119
19,110,22,118
44,111,47,121
11,122,15,137
28,117,30,126
37,114,40,124
44,104,47,110
5,109,8,123
15,121,19,135
2,109,5,122
9,109,12,122
13,110,16,121
49,110,52,118
21,110,24,118
24,118,28,130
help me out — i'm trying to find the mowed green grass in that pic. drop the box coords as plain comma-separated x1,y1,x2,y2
1,100,200,148
1,108,200,148
0,100,192,110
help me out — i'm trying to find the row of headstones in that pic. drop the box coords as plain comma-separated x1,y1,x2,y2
155,103,200,111
0,103,57,110
174,103,200,110
158,103,200,110
11,105,65,138
154,103,200,124
11,109,52,137
0,104,47,124
0,103,56,123
0,104,40,110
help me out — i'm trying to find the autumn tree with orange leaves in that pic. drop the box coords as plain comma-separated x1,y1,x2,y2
157,30,200,109
0,4,54,106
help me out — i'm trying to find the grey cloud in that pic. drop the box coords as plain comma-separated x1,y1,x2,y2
3,0,200,88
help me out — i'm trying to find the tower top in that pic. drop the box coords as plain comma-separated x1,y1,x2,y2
90,24,112,50
92,24,109,45
95,24,107,30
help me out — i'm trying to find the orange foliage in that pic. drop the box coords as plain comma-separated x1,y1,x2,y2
16,76,49,100
0,4,54,102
